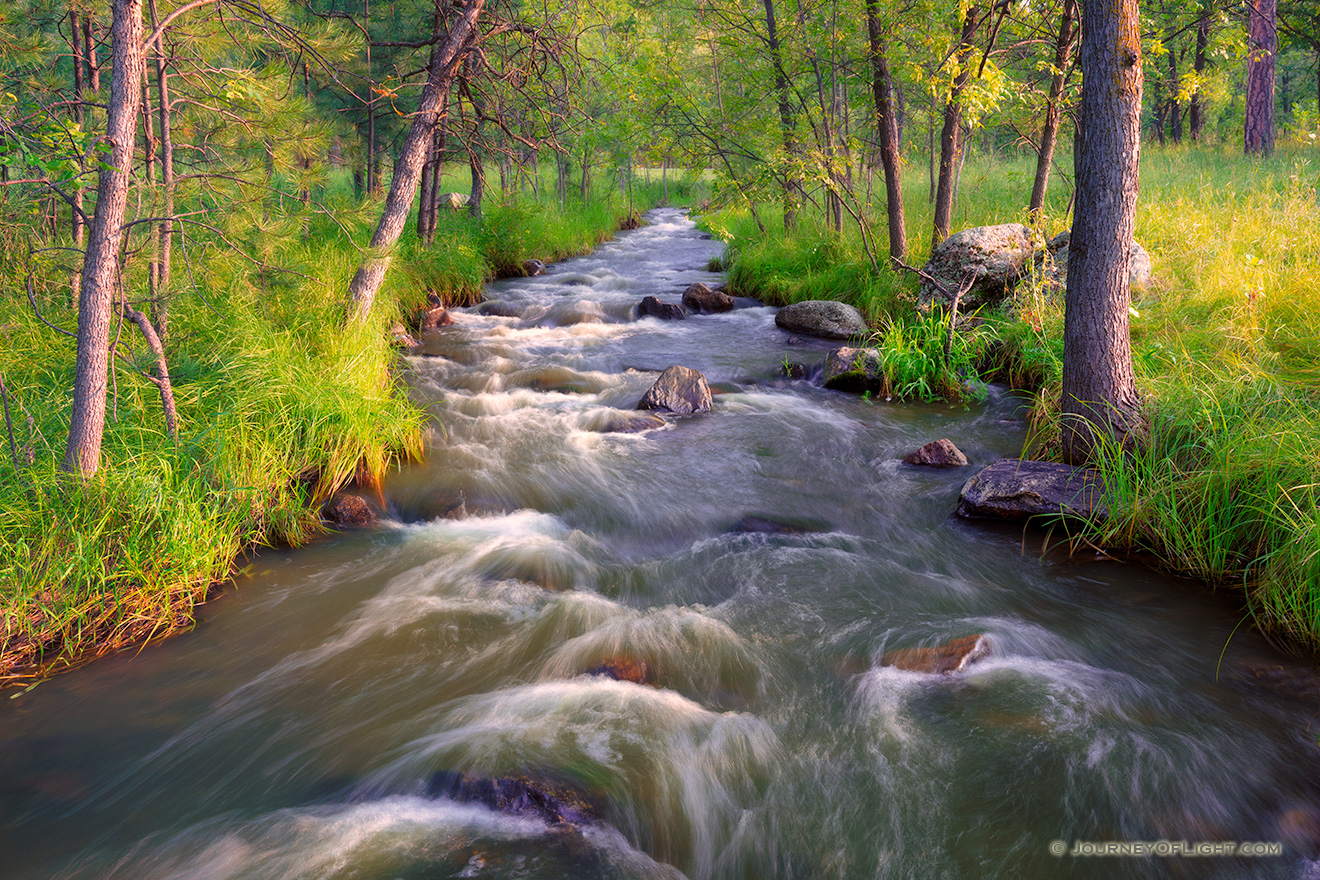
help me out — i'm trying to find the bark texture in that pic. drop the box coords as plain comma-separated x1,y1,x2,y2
347,0,483,321
1244,0,1276,155
1061,0,1144,465
932,7,978,249
865,0,906,261
64,0,145,476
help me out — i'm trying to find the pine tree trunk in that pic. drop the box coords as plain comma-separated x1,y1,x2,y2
346,0,482,320
932,6,978,249
1029,0,1076,221
64,0,145,476
1244,0,1276,155
865,0,906,260
1061,0,1144,465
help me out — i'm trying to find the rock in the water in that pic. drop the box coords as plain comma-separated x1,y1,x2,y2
882,634,989,674
774,300,867,340
583,658,654,685
903,438,969,468
918,223,1035,311
682,282,735,313
638,365,712,414
728,515,811,534
523,258,546,277
1034,231,1153,294
388,322,419,348
323,493,376,528
582,410,667,434
413,305,455,332
822,347,886,393
780,362,807,380
638,295,687,320
478,301,521,318
957,458,1106,521
427,771,598,828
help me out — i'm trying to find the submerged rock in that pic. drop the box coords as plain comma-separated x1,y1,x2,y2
323,493,376,528
638,295,687,320
780,362,808,380
681,282,735,313
956,458,1106,522
427,771,598,828
903,439,969,468
918,223,1035,311
882,634,988,674
478,301,521,318
637,365,713,415
582,410,667,434
728,515,814,535
822,347,886,394
413,305,455,332
774,300,867,340
583,658,654,685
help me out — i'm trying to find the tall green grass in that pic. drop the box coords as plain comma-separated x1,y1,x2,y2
0,164,665,681
704,143,1320,648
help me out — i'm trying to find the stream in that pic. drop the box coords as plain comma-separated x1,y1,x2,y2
4,208,1320,879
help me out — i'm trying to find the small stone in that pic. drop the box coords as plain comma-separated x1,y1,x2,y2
882,635,988,674
903,439,969,468
682,282,735,313
638,295,687,320
583,658,654,685
388,323,419,348
638,365,712,414
323,493,377,528
822,346,886,393
523,258,546,276
780,362,807,380
414,305,454,332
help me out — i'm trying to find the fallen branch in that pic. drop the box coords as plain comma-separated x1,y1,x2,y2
892,259,976,363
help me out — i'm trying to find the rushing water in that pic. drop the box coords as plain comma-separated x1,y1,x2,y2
5,209,1320,880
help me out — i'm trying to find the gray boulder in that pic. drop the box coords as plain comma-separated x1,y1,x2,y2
775,300,867,340
956,458,1106,521
903,439,969,468
918,223,1036,311
1033,231,1153,294
682,282,735,313
637,365,713,415
522,258,546,277
822,346,886,394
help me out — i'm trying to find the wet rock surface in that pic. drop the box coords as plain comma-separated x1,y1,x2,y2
583,658,654,685
822,347,886,394
638,295,687,320
427,771,599,828
903,439,969,468
681,282,735,313
957,459,1106,522
322,493,377,528
637,365,713,414
881,635,989,674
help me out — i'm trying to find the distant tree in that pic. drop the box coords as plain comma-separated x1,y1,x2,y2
865,0,907,260
1246,0,1278,153
1028,0,1078,221
1061,0,1144,464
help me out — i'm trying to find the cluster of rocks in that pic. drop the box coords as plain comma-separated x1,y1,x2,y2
635,283,737,321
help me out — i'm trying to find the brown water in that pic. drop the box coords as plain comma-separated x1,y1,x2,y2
4,209,1320,879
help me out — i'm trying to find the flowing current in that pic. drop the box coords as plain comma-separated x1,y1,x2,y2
4,209,1320,879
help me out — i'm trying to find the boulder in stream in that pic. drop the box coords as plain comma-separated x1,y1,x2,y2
822,347,886,394
903,439,969,468
956,458,1106,522
774,300,867,340
881,634,988,674
413,305,455,332
478,301,521,318
638,295,687,320
582,410,667,434
637,365,713,415
427,771,598,828
523,258,546,277
728,515,816,534
323,493,377,528
388,322,419,348
682,282,735,313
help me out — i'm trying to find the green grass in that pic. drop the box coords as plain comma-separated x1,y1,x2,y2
701,141,1320,649
0,164,665,681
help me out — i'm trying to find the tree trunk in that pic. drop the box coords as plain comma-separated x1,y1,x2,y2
1029,0,1077,221
1244,0,1276,154
64,0,145,476
865,0,906,260
70,11,86,246
346,0,482,320
1189,6,1210,141
82,15,100,94
1167,48,1183,143
1061,0,1143,465
932,6,978,249
761,0,800,230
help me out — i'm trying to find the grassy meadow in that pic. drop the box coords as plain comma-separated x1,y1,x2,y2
0,166,668,682
702,143,1320,650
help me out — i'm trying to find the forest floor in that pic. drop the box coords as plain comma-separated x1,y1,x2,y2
0,170,664,684
702,144,1320,654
